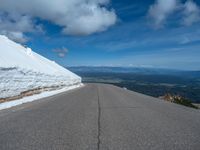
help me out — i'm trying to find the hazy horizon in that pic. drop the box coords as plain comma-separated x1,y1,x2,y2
66,65,200,71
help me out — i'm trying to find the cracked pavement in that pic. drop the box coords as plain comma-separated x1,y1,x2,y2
0,83,200,150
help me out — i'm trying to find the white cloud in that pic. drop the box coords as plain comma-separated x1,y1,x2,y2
62,5,116,35
0,12,41,43
0,0,117,41
148,0,178,28
148,0,200,27
0,31,28,43
53,47,69,58
183,0,200,26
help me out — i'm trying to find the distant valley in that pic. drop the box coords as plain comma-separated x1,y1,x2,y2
68,66,200,103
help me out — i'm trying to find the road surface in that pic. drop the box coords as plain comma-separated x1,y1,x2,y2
0,83,200,150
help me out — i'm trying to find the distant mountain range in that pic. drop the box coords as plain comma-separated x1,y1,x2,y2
68,66,200,78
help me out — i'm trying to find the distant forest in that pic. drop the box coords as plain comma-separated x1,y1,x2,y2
68,67,200,103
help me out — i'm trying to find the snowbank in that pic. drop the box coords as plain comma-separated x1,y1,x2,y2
0,84,83,110
0,35,82,99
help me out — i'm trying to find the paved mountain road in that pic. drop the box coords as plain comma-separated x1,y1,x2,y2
0,84,200,150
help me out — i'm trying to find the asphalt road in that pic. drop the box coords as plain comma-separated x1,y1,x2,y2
0,83,200,150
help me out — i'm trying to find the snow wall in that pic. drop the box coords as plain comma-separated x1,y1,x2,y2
0,35,81,99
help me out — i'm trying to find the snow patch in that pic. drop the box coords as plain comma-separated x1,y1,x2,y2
0,84,84,111
26,48,33,56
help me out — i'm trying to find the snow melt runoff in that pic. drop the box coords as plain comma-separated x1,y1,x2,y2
0,35,82,99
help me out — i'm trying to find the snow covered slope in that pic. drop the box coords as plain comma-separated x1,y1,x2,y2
0,35,81,99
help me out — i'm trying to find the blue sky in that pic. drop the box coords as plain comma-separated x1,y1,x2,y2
0,0,200,70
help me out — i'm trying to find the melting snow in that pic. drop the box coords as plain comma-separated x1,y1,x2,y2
0,84,83,110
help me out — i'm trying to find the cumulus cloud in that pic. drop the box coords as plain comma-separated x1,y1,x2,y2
148,0,178,28
183,0,200,26
0,31,28,43
0,12,44,43
148,0,200,27
0,0,117,42
53,47,69,58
